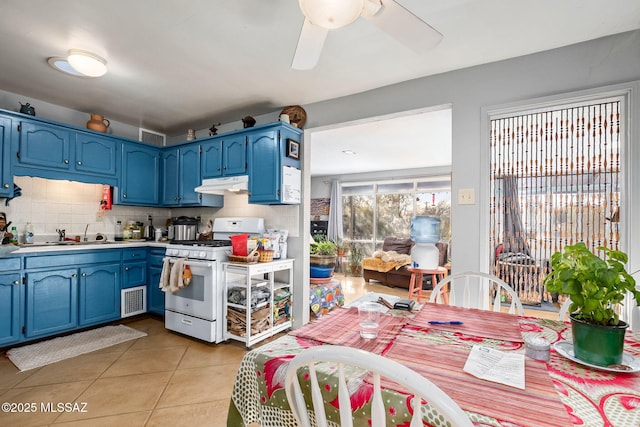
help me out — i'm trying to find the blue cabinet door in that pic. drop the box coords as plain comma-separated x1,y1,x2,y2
75,131,118,177
0,273,21,346
18,121,72,171
123,261,147,288
79,263,121,326
161,148,180,205
201,138,223,178
25,268,78,338
223,135,247,175
179,144,202,205
248,129,280,203
147,267,164,315
117,142,160,205
0,116,13,197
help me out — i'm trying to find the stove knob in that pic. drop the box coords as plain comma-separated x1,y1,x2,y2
198,251,207,259
179,250,189,257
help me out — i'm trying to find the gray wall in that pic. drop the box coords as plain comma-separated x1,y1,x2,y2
301,30,640,278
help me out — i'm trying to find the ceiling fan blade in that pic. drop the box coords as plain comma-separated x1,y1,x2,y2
364,0,442,54
292,18,329,70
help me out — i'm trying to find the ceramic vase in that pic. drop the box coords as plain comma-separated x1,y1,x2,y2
86,114,110,133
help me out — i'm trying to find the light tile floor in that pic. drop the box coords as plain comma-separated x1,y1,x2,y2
0,273,558,426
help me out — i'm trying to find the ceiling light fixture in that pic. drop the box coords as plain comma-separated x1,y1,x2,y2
48,49,107,78
342,150,356,155
67,49,107,77
299,0,364,29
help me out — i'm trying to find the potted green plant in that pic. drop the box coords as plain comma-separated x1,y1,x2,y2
335,239,349,257
543,242,640,366
310,238,337,278
348,244,364,276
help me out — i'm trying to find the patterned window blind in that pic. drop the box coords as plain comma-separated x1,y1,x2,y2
489,99,621,306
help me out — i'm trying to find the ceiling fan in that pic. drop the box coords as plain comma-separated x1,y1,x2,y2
292,0,443,70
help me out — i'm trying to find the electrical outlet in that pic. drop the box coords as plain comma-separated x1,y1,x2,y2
147,214,152,221
458,188,475,205
96,212,104,222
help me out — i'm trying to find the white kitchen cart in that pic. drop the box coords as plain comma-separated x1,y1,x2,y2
223,259,293,348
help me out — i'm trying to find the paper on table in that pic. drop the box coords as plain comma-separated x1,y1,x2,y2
463,345,525,390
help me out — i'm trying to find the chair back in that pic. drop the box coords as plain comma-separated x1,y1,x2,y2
429,271,524,315
558,298,572,321
285,345,473,427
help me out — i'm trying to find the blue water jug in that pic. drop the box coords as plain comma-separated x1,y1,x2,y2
410,216,441,244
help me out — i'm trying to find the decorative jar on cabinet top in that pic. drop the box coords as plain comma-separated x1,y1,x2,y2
86,114,110,132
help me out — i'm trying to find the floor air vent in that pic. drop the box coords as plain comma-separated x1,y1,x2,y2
121,286,147,317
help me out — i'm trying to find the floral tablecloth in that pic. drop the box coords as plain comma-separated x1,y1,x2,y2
227,304,640,427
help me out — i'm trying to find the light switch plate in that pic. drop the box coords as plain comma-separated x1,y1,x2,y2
458,188,475,205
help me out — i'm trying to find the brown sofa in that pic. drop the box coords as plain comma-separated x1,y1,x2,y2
363,238,448,290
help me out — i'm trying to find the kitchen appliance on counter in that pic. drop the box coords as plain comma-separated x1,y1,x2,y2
163,217,265,342
169,216,199,241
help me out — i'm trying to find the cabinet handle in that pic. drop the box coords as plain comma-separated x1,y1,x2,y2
125,267,129,271
64,159,69,164
77,161,82,165
72,273,77,278
123,194,127,198
82,273,87,277
3,184,8,188
13,280,19,285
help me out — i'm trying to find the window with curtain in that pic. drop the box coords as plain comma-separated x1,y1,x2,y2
489,98,622,306
342,177,451,257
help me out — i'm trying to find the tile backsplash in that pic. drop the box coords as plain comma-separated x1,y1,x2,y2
6,176,299,243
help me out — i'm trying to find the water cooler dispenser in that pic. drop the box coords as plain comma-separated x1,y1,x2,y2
410,215,441,269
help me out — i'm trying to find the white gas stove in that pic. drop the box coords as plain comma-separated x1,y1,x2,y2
163,217,264,343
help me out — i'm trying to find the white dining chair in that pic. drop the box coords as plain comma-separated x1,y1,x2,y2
557,298,572,321
284,345,473,427
429,271,525,316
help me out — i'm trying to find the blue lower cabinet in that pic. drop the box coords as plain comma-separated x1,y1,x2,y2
79,263,121,326
25,268,78,338
147,267,164,315
0,273,22,346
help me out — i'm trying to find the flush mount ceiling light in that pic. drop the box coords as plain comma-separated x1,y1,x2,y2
48,49,107,78
342,150,356,155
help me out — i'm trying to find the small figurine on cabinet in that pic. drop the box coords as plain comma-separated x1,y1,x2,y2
208,123,220,136
242,116,256,128
19,102,36,116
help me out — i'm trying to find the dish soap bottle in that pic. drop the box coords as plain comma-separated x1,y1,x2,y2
10,226,18,244
24,222,34,244
115,220,124,241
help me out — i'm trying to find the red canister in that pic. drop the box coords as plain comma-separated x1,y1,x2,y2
230,234,249,256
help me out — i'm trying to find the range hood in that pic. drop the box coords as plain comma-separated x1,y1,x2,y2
194,175,248,194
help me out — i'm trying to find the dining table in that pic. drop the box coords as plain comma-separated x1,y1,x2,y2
226,301,640,427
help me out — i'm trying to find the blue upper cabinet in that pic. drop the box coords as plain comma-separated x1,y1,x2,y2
161,148,180,205
179,143,203,205
223,134,247,175
162,143,222,207
201,134,247,179
13,118,118,186
75,131,118,178
115,142,160,206
16,120,72,171
0,116,13,197
201,138,223,178
247,124,301,205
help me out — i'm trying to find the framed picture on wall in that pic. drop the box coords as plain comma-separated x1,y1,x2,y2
286,139,300,159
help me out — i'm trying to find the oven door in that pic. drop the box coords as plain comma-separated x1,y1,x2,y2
164,258,216,320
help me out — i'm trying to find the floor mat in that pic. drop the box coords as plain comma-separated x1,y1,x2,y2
6,325,147,371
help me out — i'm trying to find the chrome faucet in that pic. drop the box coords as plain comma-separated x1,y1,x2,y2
84,223,89,242
56,228,65,241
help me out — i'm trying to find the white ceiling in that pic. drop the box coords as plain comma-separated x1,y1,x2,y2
0,0,638,176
